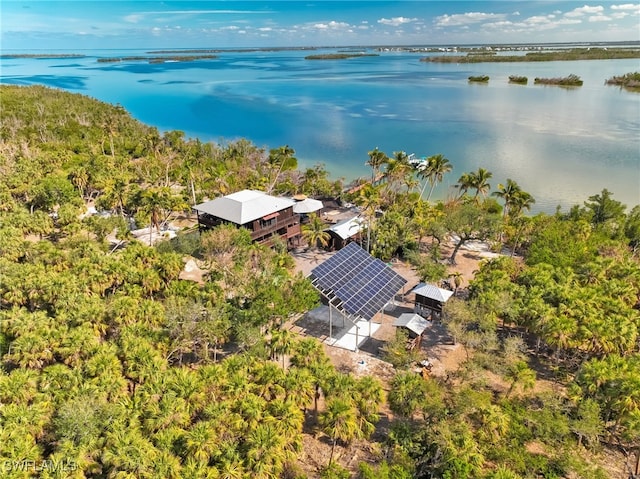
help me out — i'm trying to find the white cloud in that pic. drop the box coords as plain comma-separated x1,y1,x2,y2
611,11,629,18
258,27,272,32
565,5,605,17
377,17,417,27
526,15,553,24
589,14,612,21
435,12,506,27
144,10,267,15
222,25,239,31
556,18,583,25
611,3,640,11
124,14,142,24
312,21,350,30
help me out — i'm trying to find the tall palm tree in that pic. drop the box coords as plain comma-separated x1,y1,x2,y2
385,151,412,192
421,154,453,201
268,145,297,193
492,178,521,219
454,172,474,199
470,167,493,199
356,184,382,253
492,179,534,219
509,189,536,217
301,213,330,251
365,147,388,182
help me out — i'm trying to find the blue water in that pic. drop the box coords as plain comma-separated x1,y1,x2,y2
2,48,639,212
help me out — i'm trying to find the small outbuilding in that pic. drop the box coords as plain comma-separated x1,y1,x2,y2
326,215,364,250
393,313,431,338
411,283,454,319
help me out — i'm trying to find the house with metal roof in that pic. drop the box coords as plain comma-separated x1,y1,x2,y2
326,215,364,250
193,190,301,248
411,282,454,319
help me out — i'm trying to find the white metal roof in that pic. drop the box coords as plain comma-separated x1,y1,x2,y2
327,216,364,240
411,283,454,303
393,313,430,336
193,190,296,225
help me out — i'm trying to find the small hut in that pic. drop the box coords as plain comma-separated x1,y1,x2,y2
393,313,430,351
411,283,454,320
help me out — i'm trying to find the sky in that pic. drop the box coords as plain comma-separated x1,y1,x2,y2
2,1,639,50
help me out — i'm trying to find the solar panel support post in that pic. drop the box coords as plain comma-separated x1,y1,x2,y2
355,323,359,352
329,304,333,341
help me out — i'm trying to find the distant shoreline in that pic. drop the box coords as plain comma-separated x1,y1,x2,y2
422,47,640,63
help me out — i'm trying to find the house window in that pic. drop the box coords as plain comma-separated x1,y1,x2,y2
260,212,279,228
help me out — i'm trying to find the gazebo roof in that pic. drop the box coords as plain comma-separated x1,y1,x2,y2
411,283,454,303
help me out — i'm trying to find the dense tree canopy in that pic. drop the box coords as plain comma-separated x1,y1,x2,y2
1,84,638,479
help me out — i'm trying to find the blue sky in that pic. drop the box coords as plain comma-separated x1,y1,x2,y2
2,1,639,50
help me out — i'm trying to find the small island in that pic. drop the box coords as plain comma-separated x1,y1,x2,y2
0,53,86,59
468,75,490,83
508,75,528,84
605,72,640,90
534,74,583,86
305,53,379,60
97,55,217,63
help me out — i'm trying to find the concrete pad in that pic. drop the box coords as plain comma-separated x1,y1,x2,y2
299,305,380,352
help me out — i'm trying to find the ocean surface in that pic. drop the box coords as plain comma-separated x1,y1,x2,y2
1,47,639,213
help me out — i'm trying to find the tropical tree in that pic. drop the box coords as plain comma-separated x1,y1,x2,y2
388,371,428,418
419,153,453,201
385,151,413,193
319,398,360,466
469,167,493,199
355,184,382,252
301,213,330,251
366,147,388,181
441,202,501,264
504,360,536,398
267,145,297,193
583,188,626,226
492,179,534,219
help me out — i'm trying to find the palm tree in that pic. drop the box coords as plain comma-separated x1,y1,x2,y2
356,184,381,252
319,398,360,465
301,213,330,251
421,153,453,201
470,167,492,199
454,172,474,199
136,186,173,245
492,178,521,219
365,147,388,181
388,371,428,418
385,151,412,192
505,360,536,398
267,145,297,193
509,189,536,217
269,328,294,369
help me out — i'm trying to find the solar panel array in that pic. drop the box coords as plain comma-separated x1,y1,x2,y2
310,242,407,321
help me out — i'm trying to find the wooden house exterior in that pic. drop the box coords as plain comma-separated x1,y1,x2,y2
193,190,301,248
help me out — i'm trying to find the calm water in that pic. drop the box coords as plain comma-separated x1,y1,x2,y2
2,48,639,212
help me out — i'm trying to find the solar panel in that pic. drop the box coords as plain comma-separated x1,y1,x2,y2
310,242,407,321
